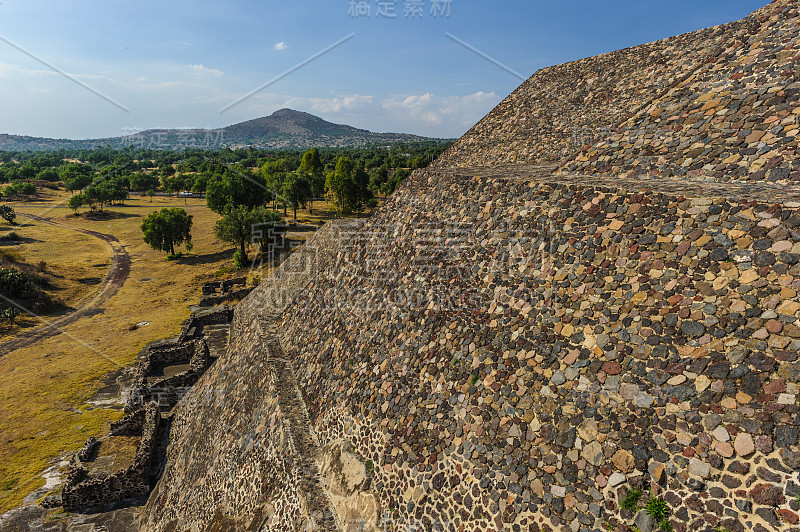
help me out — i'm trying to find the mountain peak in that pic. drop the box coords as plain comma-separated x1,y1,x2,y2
0,109,436,151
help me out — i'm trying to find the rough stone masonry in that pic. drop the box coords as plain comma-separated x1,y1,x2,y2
141,1,800,531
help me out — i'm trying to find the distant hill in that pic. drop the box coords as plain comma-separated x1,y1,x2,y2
0,109,437,151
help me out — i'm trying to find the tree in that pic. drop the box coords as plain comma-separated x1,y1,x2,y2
18,164,36,181
352,163,372,212
37,168,60,182
0,205,15,224
325,156,358,215
5,182,36,199
161,175,182,196
141,208,193,256
68,194,84,214
190,174,209,194
297,148,325,211
282,173,312,220
206,167,268,215
214,205,282,263
130,172,160,193
60,162,94,193
146,189,155,202
64,173,93,194
260,161,287,210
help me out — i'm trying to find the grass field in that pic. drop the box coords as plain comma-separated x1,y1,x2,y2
0,189,354,512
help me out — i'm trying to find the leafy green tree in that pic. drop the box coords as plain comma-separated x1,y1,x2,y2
0,205,15,224
5,182,36,199
369,165,389,196
60,162,94,193
352,163,372,212
141,208,193,256
325,156,359,215
383,168,411,196
214,205,282,262
146,189,155,202
161,174,182,196
206,167,268,214
297,148,326,206
36,168,60,182
130,172,160,193
260,160,287,210
64,173,93,194
68,194,84,214
18,164,36,181
282,173,312,220
190,174,209,194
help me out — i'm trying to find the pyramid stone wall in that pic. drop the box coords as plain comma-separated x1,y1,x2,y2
560,1,800,182
140,2,800,531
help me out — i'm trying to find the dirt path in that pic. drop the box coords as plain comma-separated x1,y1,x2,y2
0,214,131,356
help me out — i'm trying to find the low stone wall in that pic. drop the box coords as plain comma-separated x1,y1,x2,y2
201,277,246,295
179,306,234,342
128,339,211,411
62,403,160,510
76,436,98,462
198,287,253,307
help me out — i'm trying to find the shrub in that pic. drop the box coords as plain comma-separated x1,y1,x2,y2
2,307,21,325
645,496,669,522
0,204,15,224
366,198,379,209
233,250,247,270
0,268,35,297
620,488,643,512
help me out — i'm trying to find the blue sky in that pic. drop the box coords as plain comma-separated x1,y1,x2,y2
0,0,767,140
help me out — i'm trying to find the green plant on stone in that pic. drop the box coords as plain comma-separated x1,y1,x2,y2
620,487,643,512
470,374,479,386
659,519,674,532
645,496,669,522
604,522,615,531
233,249,247,270
364,459,374,477
451,357,460,366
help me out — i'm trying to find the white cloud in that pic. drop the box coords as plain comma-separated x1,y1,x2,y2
273,42,289,51
186,64,223,78
382,91,499,129
284,94,374,114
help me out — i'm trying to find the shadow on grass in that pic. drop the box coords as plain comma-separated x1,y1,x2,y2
0,222,35,228
0,236,43,246
69,210,141,221
174,249,234,266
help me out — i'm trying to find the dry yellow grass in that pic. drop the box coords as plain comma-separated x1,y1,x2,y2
0,190,231,512
0,189,374,512
0,214,109,333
